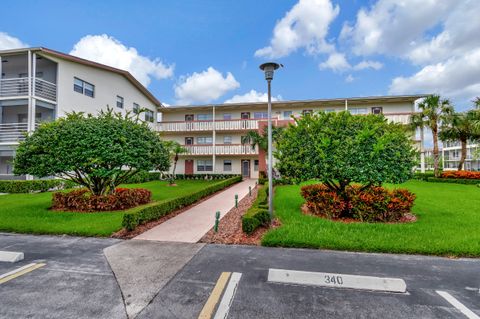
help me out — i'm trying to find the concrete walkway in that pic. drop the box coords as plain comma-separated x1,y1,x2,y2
134,178,257,243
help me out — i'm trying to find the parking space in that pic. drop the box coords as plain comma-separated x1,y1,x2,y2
139,245,480,319
0,233,125,319
1,234,479,319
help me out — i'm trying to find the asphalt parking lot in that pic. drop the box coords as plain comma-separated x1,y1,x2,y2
1,233,479,319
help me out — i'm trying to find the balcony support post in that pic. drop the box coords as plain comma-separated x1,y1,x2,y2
212,105,216,173
27,50,33,133
0,55,2,95
30,53,37,132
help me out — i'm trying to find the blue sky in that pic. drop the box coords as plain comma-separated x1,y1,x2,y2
1,0,479,110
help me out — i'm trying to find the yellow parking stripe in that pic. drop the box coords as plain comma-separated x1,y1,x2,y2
0,263,46,284
198,272,231,319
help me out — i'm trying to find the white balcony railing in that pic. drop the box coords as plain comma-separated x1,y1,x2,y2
184,144,258,156
158,119,260,132
384,113,411,125
0,123,29,143
0,78,57,101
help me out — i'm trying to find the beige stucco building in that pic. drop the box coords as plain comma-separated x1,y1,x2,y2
0,47,160,179
157,95,426,179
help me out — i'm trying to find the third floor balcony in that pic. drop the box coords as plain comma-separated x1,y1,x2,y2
0,78,57,102
183,144,259,156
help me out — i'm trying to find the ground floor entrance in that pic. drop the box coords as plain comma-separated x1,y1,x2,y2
241,159,250,178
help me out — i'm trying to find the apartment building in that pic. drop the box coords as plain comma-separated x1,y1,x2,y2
157,95,426,179
443,141,479,171
0,47,160,180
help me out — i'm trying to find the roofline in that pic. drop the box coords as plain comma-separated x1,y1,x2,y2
161,94,430,112
0,47,161,107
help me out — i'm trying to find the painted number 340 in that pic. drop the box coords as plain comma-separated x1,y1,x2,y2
324,275,343,285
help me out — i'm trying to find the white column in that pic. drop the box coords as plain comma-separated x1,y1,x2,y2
212,105,216,174
27,51,33,132
0,56,2,124
31,53,37,132
420,127,425,173
345,99,348,111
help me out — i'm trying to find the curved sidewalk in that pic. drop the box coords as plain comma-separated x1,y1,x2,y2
134,179,257,243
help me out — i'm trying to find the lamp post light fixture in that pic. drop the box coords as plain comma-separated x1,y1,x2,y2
259,62,282,221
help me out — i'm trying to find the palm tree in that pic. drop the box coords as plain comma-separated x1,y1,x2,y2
440,110,480,171
164,141,187,184
474,97,480,109
410,95,454,177
241,126,284,152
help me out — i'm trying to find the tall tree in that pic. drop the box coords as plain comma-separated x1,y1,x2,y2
164,141,187,184
410,95,454,177
440,110,480,171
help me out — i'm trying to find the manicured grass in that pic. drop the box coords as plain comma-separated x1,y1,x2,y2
0,180,216,237
263,180,480,257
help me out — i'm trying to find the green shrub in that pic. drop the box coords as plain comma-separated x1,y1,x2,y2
122,176,242,231
241,186,271,234
413,172,436,181
242,208,270,234
0,179,76,193
124,172,241,184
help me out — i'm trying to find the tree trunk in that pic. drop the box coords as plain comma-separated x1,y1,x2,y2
432,126,440,177
170,154,178,185
458,138,467,171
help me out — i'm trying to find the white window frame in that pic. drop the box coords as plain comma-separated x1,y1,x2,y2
116,95,124,109
223,160,232,172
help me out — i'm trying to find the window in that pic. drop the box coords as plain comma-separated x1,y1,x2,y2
116,96,124,109
197,136,213,144
185,137,194,145
283,111,293,119
223,136,232,144
73,77,95,97
302,109,313,116
145,109,155,123
185,114,194,121
350,108,368,115
197,160,213,172
241,112,250,119
133,103,140,114
254,112,268,119
223,160,232,172
254,160,259,171
197,114,213,121
223,113,232,120
372,107,383,114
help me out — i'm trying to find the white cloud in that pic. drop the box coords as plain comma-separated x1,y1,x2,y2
389,48,480,99
255,0,339,58
319,52,351,72
345,74,355,83
0,32,28,50
353,60,383,71
224,90,282,104
70,34,174,87
174,67,240,105
319,54,383,73
340,0,456,57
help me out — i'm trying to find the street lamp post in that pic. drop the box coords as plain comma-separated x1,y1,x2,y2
259,62,282,221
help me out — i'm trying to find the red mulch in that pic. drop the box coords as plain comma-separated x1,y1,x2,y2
200,186,280,245
301,204,417,224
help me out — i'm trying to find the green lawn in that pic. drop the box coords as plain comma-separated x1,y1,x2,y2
263,180,480,257
0,179,215,237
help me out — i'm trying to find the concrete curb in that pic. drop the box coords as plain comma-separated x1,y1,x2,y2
0,251,24,263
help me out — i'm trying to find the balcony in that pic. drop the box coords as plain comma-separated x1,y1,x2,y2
383,113,411,125
184,144,259,156
0,123,29,143
158,119,260,133
0,78,57,102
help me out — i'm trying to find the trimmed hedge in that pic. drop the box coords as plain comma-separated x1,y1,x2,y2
413,172,436,181
124,172,241,184
242,186,271,234
441,171,480,179
427,177,480,185
0,179,76,193
122,176,242,231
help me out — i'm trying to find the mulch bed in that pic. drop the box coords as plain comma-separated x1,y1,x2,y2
301,204,417,224
200,186,280,246
111,182,240,239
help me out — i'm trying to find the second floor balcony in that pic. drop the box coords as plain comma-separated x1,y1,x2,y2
183,144,259,156
0,78,57,102
158,113,412,133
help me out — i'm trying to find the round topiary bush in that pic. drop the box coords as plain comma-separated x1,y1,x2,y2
52,188,152,212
